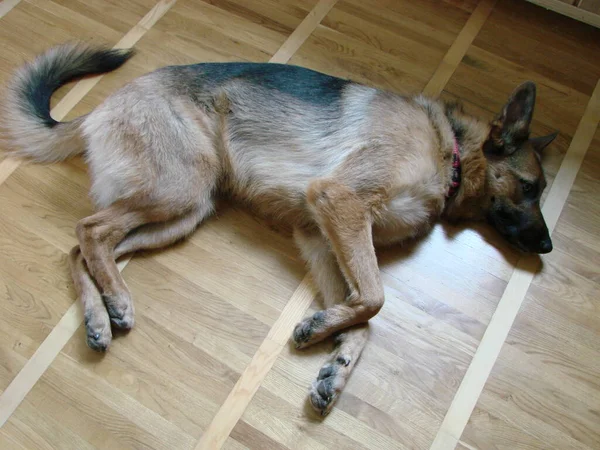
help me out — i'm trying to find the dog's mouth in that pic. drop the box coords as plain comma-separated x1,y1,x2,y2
499,230,548,254
511,237,538,253
500,229,532,253
487,214,552,254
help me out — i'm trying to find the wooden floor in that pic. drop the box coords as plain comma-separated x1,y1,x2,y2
0,0,599,449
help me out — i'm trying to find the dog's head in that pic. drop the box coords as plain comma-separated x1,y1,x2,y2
483,81,556,254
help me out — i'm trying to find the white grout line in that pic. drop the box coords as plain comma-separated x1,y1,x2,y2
195,280,315,450
423,0,497,97
0,0,20,19
268,0,337,64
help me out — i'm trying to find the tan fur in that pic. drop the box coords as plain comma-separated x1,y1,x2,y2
1,44,556,416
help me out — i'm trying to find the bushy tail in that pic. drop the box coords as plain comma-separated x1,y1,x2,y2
1,43,134,163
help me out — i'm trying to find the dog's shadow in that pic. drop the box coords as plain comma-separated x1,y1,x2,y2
373,218,543,269
89,208,542,389
441,220,544,273
289,218,543,419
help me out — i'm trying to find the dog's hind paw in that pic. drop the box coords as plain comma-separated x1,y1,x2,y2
103,294,135,330
84,309,112,352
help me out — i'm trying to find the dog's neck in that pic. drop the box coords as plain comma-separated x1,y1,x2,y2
441,102,490,222
446,137,462,198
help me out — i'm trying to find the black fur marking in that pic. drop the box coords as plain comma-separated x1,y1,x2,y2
21,47,134,128
185,62,350,106
444,101,467,146
448,116,466,144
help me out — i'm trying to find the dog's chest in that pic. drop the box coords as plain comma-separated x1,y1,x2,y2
372,182,445,246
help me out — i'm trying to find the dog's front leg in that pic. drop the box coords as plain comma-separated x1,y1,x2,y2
294,228,370,416
293,179,384,349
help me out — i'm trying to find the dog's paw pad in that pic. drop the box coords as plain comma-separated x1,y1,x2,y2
293,311,326,348
87,333,111,352
104,296,134,330
309,376,338,416
318,363,336,380
309,356,352,416
336,355,351,367
84,312,112,352
110,315,135,330
293,320,313,347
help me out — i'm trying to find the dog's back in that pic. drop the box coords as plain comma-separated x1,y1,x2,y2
2,45,442,227
69,60,438,228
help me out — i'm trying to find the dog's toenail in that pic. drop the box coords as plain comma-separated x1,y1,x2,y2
336,355,351,366
93,333,101,340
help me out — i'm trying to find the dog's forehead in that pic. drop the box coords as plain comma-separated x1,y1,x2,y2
510,144,544,179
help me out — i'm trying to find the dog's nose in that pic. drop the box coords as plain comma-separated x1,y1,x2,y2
539,238,552,254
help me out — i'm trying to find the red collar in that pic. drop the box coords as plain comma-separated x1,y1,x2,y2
446,137,462,198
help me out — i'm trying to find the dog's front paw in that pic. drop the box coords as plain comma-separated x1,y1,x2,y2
308,355,351,416
293,311,326,349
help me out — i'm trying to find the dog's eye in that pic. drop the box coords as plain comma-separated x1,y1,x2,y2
521,180,534,193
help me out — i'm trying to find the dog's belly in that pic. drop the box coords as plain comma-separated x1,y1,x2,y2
224,144,344,230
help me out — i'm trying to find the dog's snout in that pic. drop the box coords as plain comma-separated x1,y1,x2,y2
514,223,552,254
539,238,552,254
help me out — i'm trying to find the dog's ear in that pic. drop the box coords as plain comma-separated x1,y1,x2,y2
485,81,536,156
529,132,557,156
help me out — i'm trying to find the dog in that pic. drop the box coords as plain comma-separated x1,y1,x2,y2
2,43,557,416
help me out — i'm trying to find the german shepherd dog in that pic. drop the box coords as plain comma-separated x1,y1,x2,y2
2,44,556,415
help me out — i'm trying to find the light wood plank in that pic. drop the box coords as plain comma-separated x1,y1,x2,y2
0,302,80,427
0,158,20,186
50,0,177,121
1,1,600,449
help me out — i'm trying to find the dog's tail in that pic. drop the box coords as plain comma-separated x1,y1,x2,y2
1,43,134,163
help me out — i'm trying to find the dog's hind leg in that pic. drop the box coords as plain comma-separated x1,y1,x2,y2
70,207,209,351
114,206,209,258
76,203,165,332
76,196,214,330
69,246,112,351
294,229,370,416
293,179,384,349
